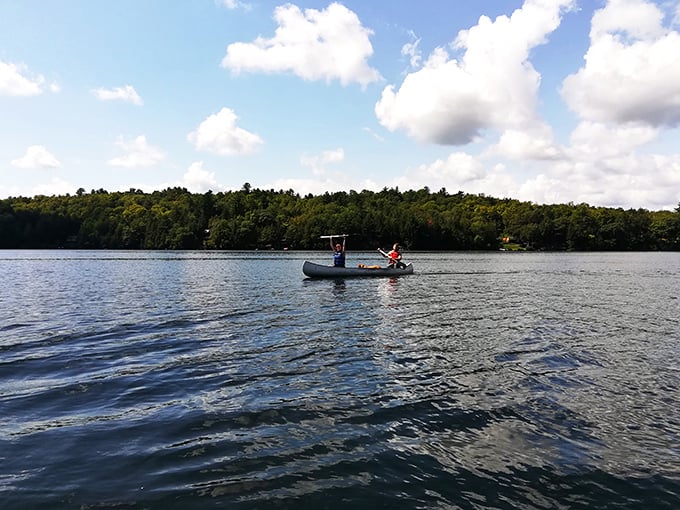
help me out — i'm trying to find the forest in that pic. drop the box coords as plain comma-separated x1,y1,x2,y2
1,184,679,251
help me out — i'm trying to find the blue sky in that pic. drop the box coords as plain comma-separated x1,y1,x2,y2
2,0,680,210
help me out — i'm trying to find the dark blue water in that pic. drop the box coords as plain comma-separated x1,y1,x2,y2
1,250,679,509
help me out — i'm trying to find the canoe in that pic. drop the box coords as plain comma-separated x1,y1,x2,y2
302,260,414,278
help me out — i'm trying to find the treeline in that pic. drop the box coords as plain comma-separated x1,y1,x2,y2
1,184,679,250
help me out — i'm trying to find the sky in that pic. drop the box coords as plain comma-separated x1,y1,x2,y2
1,0,680,210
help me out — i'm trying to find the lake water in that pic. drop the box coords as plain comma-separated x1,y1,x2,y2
1,250,679,509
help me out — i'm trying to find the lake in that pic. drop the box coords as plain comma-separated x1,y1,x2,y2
1,250,679,509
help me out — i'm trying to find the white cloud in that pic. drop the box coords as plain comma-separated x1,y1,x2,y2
188,107,263,155
376,0,575,145
528,0,680,209
11,145,61,169
127,163,230,195
391,152,516,198
31,177,75,197
108,135,165,167
362,126,385,142
568,121,658,159
550,121,680,207
386,136,680,210
515,174,566,205
219,0,250,10
503,119,680,209
370,0,680,210
517,151,680,210
385,108,680,209
265,147,359,195
401,31,422,70
0,61,47,96
590,0,665,40
561,0,680,127
92,85,143,105
419,152,487,183
300,148,344,175
492,129,563,160
221,2,381,87
180,162,222,193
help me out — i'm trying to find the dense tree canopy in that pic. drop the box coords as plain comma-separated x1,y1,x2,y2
1,185,679,250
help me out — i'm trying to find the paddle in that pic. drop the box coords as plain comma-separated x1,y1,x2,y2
319,234,349,239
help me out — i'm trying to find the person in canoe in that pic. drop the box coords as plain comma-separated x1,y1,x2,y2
378,243,407,269
330,235,346,267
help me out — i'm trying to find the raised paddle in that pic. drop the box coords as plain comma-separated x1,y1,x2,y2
319,234,349,239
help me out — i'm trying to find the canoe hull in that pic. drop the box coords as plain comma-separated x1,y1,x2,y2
303,260,413,278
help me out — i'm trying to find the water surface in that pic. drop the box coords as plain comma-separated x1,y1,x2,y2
1,250,679,508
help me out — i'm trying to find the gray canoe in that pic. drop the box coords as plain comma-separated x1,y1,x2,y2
302,260,414,278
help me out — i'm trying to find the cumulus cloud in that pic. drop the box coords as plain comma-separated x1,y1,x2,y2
392,133,680,210
180,162,222,193
388,152,517,200
188,107,263,155
537,0,680,209
0,61,49,96
492,128,564,160
11,145,61,169
376,0,575,145
590,0,665,40
518,151,680,210
494,118,679,208
256,0,680,211
561,0,680,127
568,121,658,159
92,85,143,105
108,135,165,167
546,120,680,207
300,148,344,175
373,0,680,210
221,2,381,86
387,115,679,210
418,152,486,184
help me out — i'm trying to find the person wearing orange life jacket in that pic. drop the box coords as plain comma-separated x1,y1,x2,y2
378,243,407,269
